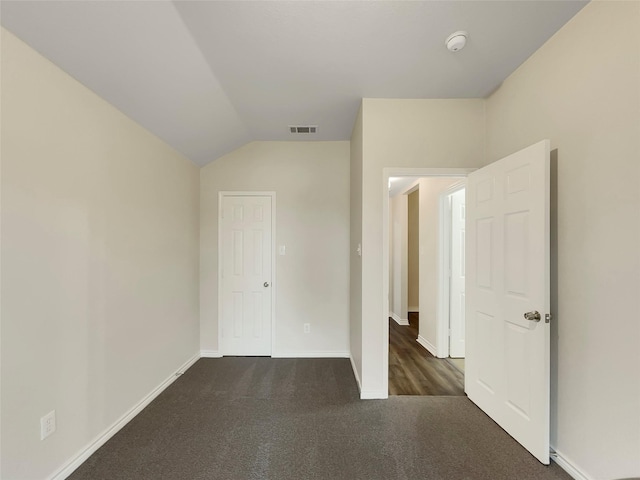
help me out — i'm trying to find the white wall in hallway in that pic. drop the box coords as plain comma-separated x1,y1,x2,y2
389,194,408,323
417,177,461,351
407,190,420,311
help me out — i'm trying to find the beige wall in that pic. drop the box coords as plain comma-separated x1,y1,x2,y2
358,99,485,394
417,177,461,350
350,107,363,385
354,7,640,475
486,2,640,478
200,141,350,357
4,1,637,478
407,190,419,310
1,29,200,480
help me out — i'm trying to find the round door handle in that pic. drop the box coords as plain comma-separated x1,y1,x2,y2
523,311,541,322
264,282,270,287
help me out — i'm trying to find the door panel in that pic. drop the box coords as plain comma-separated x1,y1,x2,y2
466,140,550,464
221,195,272,356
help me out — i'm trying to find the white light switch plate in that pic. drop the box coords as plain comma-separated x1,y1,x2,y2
41,410,56,440
279,245,286,255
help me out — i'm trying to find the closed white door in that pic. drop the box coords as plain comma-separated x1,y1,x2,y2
449,188,466,358
220,195,273,356
466,140,550,464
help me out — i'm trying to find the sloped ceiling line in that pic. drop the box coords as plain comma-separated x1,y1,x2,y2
1,0,588,166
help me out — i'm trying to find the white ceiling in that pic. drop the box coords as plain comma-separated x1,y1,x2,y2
1,0,587,166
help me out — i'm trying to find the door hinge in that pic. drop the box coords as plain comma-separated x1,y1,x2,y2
545,313,552,324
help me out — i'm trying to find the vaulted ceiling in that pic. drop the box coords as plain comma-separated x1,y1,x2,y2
1,1,587,166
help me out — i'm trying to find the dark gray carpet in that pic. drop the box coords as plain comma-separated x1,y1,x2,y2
68,358,571,480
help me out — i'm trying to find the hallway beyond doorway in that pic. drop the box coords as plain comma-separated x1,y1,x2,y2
389,317,465,396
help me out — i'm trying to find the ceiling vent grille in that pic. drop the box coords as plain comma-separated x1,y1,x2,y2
289,125,318,134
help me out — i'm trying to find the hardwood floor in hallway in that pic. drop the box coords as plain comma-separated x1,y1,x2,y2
389,317,465,396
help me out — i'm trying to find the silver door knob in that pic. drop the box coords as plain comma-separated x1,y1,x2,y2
264,282,270,287
523,311,541,322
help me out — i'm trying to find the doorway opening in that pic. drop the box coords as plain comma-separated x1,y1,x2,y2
387,174,468,396
381,142,552,464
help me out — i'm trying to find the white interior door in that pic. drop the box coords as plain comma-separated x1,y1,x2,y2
220,195,273,356
449,188,466,358
465,140,550,464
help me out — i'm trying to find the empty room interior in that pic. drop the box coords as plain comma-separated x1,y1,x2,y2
1,1,639,480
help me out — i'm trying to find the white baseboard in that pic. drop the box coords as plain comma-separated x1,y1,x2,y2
408,306,419,312
48,352,200,480
349,354,362,393
390,312,409,326
550,448,593,480
349,355,387,399
360,389,388,399
416,335,437,356
200,349,222,358
273,351,350,358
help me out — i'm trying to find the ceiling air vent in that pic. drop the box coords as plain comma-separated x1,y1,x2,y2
289,125,318,134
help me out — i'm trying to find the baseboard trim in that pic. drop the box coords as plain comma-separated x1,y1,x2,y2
408,307,419,312
360,390,388,400
48,352,200,480
347,355,387,399
416,335,437,356
273,351,350,358
349,354,362,393
550,448,592,480
390,312,409,326
200,350,222,358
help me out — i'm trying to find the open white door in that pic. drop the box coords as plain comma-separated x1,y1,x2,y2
220,195,273,356
465,140,550,464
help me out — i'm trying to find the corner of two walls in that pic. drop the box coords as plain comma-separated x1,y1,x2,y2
200,141,351,359
356,98,486,396
349,107,364,388
1,28,200,479
484,2,640,478
2,26,352,478
353,6,640,475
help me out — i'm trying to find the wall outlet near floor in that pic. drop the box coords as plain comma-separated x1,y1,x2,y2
303,323,311,334
41,410,56,440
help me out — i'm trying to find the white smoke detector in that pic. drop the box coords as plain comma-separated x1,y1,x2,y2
445,31,468,52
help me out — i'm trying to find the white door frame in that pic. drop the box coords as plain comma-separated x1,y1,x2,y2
218,191,277,356
382,168,475,396
436,181,467,358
